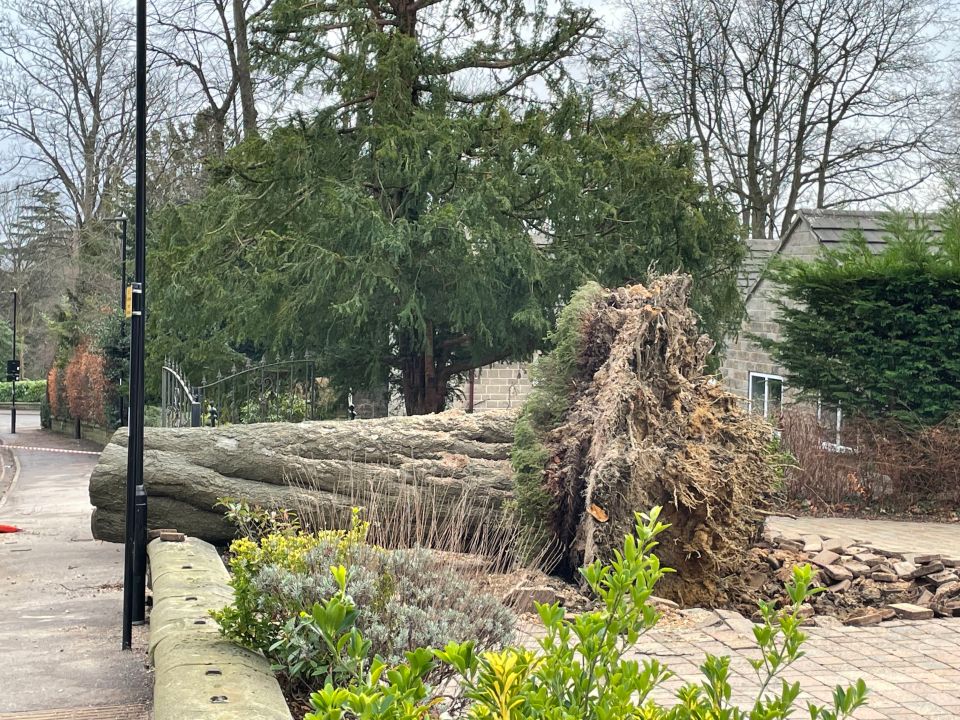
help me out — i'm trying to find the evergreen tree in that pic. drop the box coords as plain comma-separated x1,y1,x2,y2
152,1,745,413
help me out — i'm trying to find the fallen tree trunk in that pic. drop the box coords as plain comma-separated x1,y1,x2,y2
90,409,517,544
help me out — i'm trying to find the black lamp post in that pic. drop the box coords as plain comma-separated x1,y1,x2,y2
122,0,148,651
9,289,17,434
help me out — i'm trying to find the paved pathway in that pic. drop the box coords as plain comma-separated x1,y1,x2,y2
516,513,960,719
517,612,960,719
624,617,960,719
0,412,151,716
768,516,960,560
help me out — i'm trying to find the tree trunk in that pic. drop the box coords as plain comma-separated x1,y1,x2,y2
232,0,258,139
89,409,517,544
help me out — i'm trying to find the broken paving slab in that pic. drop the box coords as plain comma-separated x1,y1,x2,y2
810,550,841,568
888,603,935,620
925,570,959,586
907,562,944,580
821,537,854,554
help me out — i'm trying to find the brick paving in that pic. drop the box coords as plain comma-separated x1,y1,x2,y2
768,516,960,560
518,616,960,718
516,515,960,718
631,619,960,719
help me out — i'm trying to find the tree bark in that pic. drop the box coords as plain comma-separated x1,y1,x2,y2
232,0,258,139
89,409,517,544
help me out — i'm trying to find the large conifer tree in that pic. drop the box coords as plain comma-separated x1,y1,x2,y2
152,1,744,413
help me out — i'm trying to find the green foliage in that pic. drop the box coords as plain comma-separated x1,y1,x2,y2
511,282,603,525
303,508,868,720
216,496,302,541
0,322,12,366
238,392,308,423
763,210,960,425
212,510,513,691
149,1,745,414
0,379,47,402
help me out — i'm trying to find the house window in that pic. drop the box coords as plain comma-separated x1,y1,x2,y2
817,398,844,448
748,372,784,420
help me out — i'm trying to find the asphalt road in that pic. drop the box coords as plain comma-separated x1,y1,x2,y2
0,412,151,715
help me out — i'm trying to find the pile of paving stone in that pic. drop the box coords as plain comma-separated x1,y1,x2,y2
760,528,960,625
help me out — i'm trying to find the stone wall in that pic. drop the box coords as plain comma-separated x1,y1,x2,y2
148,536,292,720
452,361,533,412
720,223,820,404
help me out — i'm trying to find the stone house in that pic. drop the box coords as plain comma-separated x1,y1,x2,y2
719,208,938,431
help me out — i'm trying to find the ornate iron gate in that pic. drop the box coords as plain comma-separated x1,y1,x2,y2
160,356,328,427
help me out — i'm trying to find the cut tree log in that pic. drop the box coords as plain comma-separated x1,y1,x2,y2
89,410,517,544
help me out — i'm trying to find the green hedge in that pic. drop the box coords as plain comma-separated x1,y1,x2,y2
0,379,47,403
762,211,960,425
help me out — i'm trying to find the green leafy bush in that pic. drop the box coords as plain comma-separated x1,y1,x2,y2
238,391,308,423
763,210,960,425
40,390,51,428
303,508,867,720
212,513,513,691
0,379,47,402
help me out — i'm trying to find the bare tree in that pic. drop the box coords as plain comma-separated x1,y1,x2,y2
150,0,271,158
0,0,139,239
603,0,952,239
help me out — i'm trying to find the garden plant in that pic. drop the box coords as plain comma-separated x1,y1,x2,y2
213,507,868,719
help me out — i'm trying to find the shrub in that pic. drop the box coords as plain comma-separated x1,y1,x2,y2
0,379,48,402
239,391,308,423
47,366,62,419
763,211,960,425
60,343,111,426
212,513,514,692
781,409,960,510
304,508,867,720
40,390,51,428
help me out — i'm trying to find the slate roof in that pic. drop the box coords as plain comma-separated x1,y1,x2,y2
738,208,941,302
793,208,941,247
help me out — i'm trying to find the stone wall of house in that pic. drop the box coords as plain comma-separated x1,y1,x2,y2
452,361,533,412
719,224,820,403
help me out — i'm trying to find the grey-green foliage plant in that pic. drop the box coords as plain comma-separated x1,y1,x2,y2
304,508,867,720
762,209,960,425
213,524,514,692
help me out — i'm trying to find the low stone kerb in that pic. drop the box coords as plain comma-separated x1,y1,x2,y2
148,536,292,720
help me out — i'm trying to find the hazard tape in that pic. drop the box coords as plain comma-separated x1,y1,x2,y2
2,445,101,456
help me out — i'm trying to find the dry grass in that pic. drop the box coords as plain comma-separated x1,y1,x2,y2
284,460,562,581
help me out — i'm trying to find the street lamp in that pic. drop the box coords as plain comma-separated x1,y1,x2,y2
122,0,148,651
7,290,18,434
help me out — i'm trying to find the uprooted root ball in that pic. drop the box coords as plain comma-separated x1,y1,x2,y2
518,274,777,606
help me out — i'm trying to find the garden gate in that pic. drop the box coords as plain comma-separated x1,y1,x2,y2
160,356,341,427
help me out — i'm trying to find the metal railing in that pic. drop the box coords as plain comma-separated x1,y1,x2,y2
160,362,201,427
160,356,327,427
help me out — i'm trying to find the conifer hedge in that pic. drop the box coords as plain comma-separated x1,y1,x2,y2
763,212,960,426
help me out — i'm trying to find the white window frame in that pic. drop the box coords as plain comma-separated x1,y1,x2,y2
748,372,784,420
817,398,850,452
